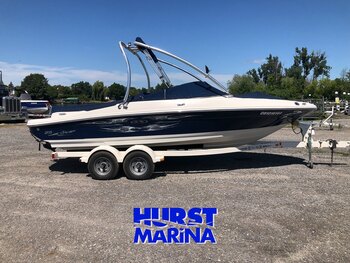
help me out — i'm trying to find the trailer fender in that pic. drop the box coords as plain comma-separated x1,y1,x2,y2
80,145,122,163
124,145,160,163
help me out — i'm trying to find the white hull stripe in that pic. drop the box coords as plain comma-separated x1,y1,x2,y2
48,125,285,150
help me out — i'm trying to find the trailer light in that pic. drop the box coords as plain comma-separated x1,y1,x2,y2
51,153,58,160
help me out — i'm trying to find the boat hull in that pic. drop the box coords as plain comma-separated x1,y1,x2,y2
21,100,50,114
29,109,308,151
41,125,286,150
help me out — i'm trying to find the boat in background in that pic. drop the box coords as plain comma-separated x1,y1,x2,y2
27,37,316,151
62,97,80,104
20,92,52,117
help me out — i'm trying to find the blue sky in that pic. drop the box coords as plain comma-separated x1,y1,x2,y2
1,0,349,87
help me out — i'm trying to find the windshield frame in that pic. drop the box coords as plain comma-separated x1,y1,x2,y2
118,38,229,107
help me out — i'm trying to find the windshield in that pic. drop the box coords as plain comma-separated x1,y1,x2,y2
0,87,9,97
131,81,227,101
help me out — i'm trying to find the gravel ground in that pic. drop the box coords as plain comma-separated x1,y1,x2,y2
0,119,349,263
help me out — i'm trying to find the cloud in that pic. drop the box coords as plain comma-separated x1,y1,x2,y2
0,61,233,88
0,61,135,86
252,59,265,64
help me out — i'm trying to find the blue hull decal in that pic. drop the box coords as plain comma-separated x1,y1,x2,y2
30,110,307,143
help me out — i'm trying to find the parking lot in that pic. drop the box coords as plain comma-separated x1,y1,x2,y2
0,121,349,262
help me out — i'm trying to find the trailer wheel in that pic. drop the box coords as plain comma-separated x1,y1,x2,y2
88,151,119,180
123,151,154,180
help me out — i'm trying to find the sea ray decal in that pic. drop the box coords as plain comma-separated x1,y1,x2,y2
48,130,76,137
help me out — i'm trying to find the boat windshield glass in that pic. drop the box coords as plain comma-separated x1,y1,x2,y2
131,81,227,102
0,87,9,97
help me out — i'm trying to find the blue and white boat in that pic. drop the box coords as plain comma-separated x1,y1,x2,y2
27,37,316,151
20,92,51,116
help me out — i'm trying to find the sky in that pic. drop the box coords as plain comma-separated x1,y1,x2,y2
1,0,349,87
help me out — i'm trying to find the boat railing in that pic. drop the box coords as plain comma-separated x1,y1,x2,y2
118,37,228,108
118,41,131,107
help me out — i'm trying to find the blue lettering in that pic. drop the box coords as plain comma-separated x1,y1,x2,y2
185,227,201,243
162,207,170,222
152,207,167,227
200,228,216,244
167,228,179,243
133,207,218,244
134,208,152,226
170,207,186,225
152,229,167,244
202,208,218,226
188,207,203,226
133,228,152,243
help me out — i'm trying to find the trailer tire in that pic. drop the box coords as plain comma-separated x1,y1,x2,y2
123,151,154,180
88,151,119,180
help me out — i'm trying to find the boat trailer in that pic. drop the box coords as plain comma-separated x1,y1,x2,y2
49,122,349,180
236,121,349,168
296,122,350,168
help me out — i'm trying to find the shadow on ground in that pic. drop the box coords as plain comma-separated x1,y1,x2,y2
49,152,305,179
49,158,89,174
155,152,305,174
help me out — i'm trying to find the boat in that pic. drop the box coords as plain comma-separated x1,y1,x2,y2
20,92,52,116
27,37,316,151
62,97,80,104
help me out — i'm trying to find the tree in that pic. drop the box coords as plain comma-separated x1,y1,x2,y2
333,78,350,98
317,79,337,100
92,81,108,101
285,64,303,80
154,82,168,92
14,85,22,97
296,47,311,79
258,54,283,87
275,77,300,99
108,83,125,100
71,81,92,100
140,88,148,94
21,74,49,99
311,51,331,80
46,85,58,100
247,69,260,84
92,81,110,101
228,74,257,95
129,87,140,97
102,87,109,101
286,47,331,81
52,85,71,99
